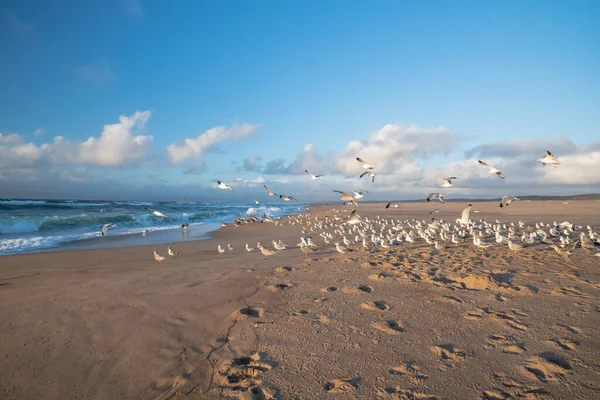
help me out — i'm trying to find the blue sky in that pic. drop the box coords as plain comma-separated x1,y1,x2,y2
1,0,599,201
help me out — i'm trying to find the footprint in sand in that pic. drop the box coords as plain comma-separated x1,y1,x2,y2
380,386,438,399
240,306,264,318
373,320,406,335
548,338,579,351
274,266,295,273
388,361,430,385
270,283,293,291
486,334,526,354
431,344,468,366
324,378,361,393
292,309,310,317
438,295,463,304
488,373,550,398
215,352,277,396
361,301,390,311
521,352,572,383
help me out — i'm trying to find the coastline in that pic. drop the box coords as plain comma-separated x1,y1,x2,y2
1,200,599,399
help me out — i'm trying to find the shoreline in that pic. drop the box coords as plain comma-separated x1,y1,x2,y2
1,200,599,399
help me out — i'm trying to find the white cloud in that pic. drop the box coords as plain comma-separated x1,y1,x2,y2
167,123,261,165
0,133,23,146
4,11,33,36
34,128,45,136
0,111,153,169
74,60,117,86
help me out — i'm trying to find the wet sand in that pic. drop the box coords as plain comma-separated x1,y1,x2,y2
1,200,599,399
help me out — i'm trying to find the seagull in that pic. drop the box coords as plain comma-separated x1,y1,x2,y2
181,223,189,230
144,207,168,219
345,209,363,225
264,185,277,196
227,243,234,252
245,243,254,252
426,193,445,203
280,194,295,201
334,190,358,207
300,243,317,257
217,245,225,255
178,197,187,204
305,170,323,180
168,246,179,256
141,229,148,238
359,171,376,182
442,177,457,188
457,204,472,225
216,181,233,191
385,203,400,209
551,241,578,263
153,250,166,263
507,239,523,256
499,196,520,208
429,208,440,215
246,197,260,204
334,242,355,253
257,242,277,256
352,190,368,199
356,157,375,169
537,150,560,168
99,208,105,213
101,223,115,236
220,222,228,227
478,160,505,179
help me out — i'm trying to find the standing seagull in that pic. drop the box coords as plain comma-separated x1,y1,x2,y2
153,250,166,264
168,246,179,256
305,170,323,180
478,160,505,179
442,177,457,188
499,196,520,208
216,181,233,191
144,207,168,219
359,171,377,182
264,185,277,196
356,157,375,169
334,190,358,207
537,150,560,168
426,193,445,203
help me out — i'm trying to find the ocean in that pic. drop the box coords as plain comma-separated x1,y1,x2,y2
0,199,304,255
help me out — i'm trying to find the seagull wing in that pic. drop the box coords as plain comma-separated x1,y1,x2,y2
478,160,493,169
445,176,457,180
496,171,505,179
356,157,367,165
546,150,554,157
333,190,350,196
304,169,312,176
461,204,472,222
439,194,445,203
264,185,275,195
386,203,391,209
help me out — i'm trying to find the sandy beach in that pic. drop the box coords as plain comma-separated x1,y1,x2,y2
1,200,599,399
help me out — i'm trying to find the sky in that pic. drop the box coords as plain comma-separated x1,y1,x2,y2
0,0,599,202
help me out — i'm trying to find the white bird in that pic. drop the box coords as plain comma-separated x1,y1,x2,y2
426,193,445,203
153,250,165,263
280,194,295,201
168,246,178,256
216,181,233,191
457,204,472,225
334,190,358,207
264,185,277,196
245,243,254,252
478,160,505,179
359,171,376,182
352,190,368,199
145,207,168,219
305,169,323,180
141,229,148,238
334,242,355,253
537,150,560,168
499,196,520,208
99,208,105,213
257,242,277,256
217,245,225,255
356,157,375,169
227,243,234,252
101,223,115,236
442,177,457,188
345,209,363,225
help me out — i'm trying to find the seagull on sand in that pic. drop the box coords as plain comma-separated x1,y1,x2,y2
457,204,472,225
356,157,375,169
245,243,254,252
359,171,376,182
257,242,277,256
334,190,358,207
352,190,368,199
144,207,168,219
153,250,166,263
551,241,578,263
216,181,233,191
507,239,523,256
264,185,277,196
478,160,505,179
442,177,457,188
280,194,296,201
334,242,355,253
101,223,115,236
426,193,445,203
305,170,323,180
217,245,225,255
300,243,317,257
500,196,520,208
227,243,234,252
537,150,560,168
168,246,179,256
220,222,228,227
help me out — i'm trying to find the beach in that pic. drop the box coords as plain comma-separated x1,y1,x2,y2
1,200,599,399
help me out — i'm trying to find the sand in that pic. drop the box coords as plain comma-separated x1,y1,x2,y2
1,200,599,399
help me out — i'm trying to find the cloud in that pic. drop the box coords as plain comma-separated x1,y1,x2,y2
241,155,263,172
122,0,143,16
0,111,153,170
34,127,45,136
4,11,33,35
74,60,117,86
167,123,261,165
0,133,23,146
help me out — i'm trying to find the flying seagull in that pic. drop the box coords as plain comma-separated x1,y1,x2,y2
426,193,445,203
457,204,472,225
499,196,520,208
352,190,368,199
345,209,363,225
537,150,560,168
264,185,277,196
280,194,296,201
429,208,441,215
356,157,375,169
216,181,233,191
442,177,457,188
101,223,115,236
478,160,505,179
385,203,400,209
305,170,323,180
359,171,376,182
178,197,187,204
246,197,260,204
144,206,167,219
334,190,358,207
